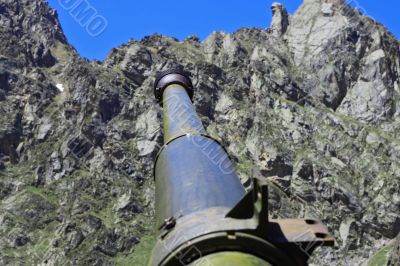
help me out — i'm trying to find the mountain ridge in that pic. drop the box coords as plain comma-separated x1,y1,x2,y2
0,0,399,265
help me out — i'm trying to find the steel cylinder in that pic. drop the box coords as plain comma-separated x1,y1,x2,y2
162,84,206,143
154,83,246,228
189,252,273,266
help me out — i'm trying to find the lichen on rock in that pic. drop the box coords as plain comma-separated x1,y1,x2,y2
0,0,399,265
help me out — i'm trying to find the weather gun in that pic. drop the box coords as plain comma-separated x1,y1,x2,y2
148,69,334,266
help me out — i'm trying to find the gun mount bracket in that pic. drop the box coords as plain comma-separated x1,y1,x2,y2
225,171,335,263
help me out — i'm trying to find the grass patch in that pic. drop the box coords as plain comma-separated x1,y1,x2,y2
367,242,395,266
115,232,157,266
51,41,75,65
25,186,58,205
236,159,254,176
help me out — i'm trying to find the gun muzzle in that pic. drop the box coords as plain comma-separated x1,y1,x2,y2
148,69,334,266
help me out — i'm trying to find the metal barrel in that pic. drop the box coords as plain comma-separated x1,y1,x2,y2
161,83,206,142
153,69,246,229
149,69,334,266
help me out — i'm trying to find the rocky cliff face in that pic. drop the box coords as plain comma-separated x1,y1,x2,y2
0,0,399,265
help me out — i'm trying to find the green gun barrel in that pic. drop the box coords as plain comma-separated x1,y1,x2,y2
156,83,247,229
148,69,334,266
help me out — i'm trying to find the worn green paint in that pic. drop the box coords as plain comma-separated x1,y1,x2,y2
189,252,272,266
367,242,395,266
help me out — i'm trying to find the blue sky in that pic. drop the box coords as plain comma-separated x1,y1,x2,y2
48,0,400,61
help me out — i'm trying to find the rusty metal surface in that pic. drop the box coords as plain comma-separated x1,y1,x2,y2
150,205,334,265
189,251,273,266
267,219,335,246
150,181,336,265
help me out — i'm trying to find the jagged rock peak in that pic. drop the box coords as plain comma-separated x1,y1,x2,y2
0,0,399,265
269,2,289,36
0,0,67,44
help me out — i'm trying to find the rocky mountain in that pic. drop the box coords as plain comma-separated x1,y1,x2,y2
0,0,399,265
